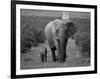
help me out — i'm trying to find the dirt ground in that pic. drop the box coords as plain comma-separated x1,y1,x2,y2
21,39,90,69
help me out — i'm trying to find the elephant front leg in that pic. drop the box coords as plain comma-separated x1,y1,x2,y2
51,46,57,62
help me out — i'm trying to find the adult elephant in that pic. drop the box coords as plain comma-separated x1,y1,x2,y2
45,19,77,62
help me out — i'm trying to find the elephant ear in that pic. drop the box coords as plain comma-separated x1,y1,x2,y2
66,22,77,37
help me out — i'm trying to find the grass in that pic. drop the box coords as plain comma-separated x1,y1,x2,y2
21,39,90,69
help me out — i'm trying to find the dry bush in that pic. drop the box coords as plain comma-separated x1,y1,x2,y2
21,23,45,53
74,32,90,57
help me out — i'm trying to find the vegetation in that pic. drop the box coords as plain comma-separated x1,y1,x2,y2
21,16,59,53
71,18,90,57
21,15,90,56
73,32,90,57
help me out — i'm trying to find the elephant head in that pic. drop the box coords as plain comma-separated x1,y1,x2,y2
45,19,77,62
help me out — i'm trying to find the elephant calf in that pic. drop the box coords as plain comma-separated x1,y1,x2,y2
40,47,47,62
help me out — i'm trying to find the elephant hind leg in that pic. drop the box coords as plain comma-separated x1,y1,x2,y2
51,46,57,62
40,53,44,62
44,49,47,62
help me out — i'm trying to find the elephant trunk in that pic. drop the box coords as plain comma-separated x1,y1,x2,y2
57,36,68,62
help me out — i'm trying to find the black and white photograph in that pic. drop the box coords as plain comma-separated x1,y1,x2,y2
11,1,97,78
20,9,91,69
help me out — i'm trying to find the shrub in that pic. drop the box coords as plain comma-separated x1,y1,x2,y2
73,32,90,57
21,23,45,53
20,15,59,53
